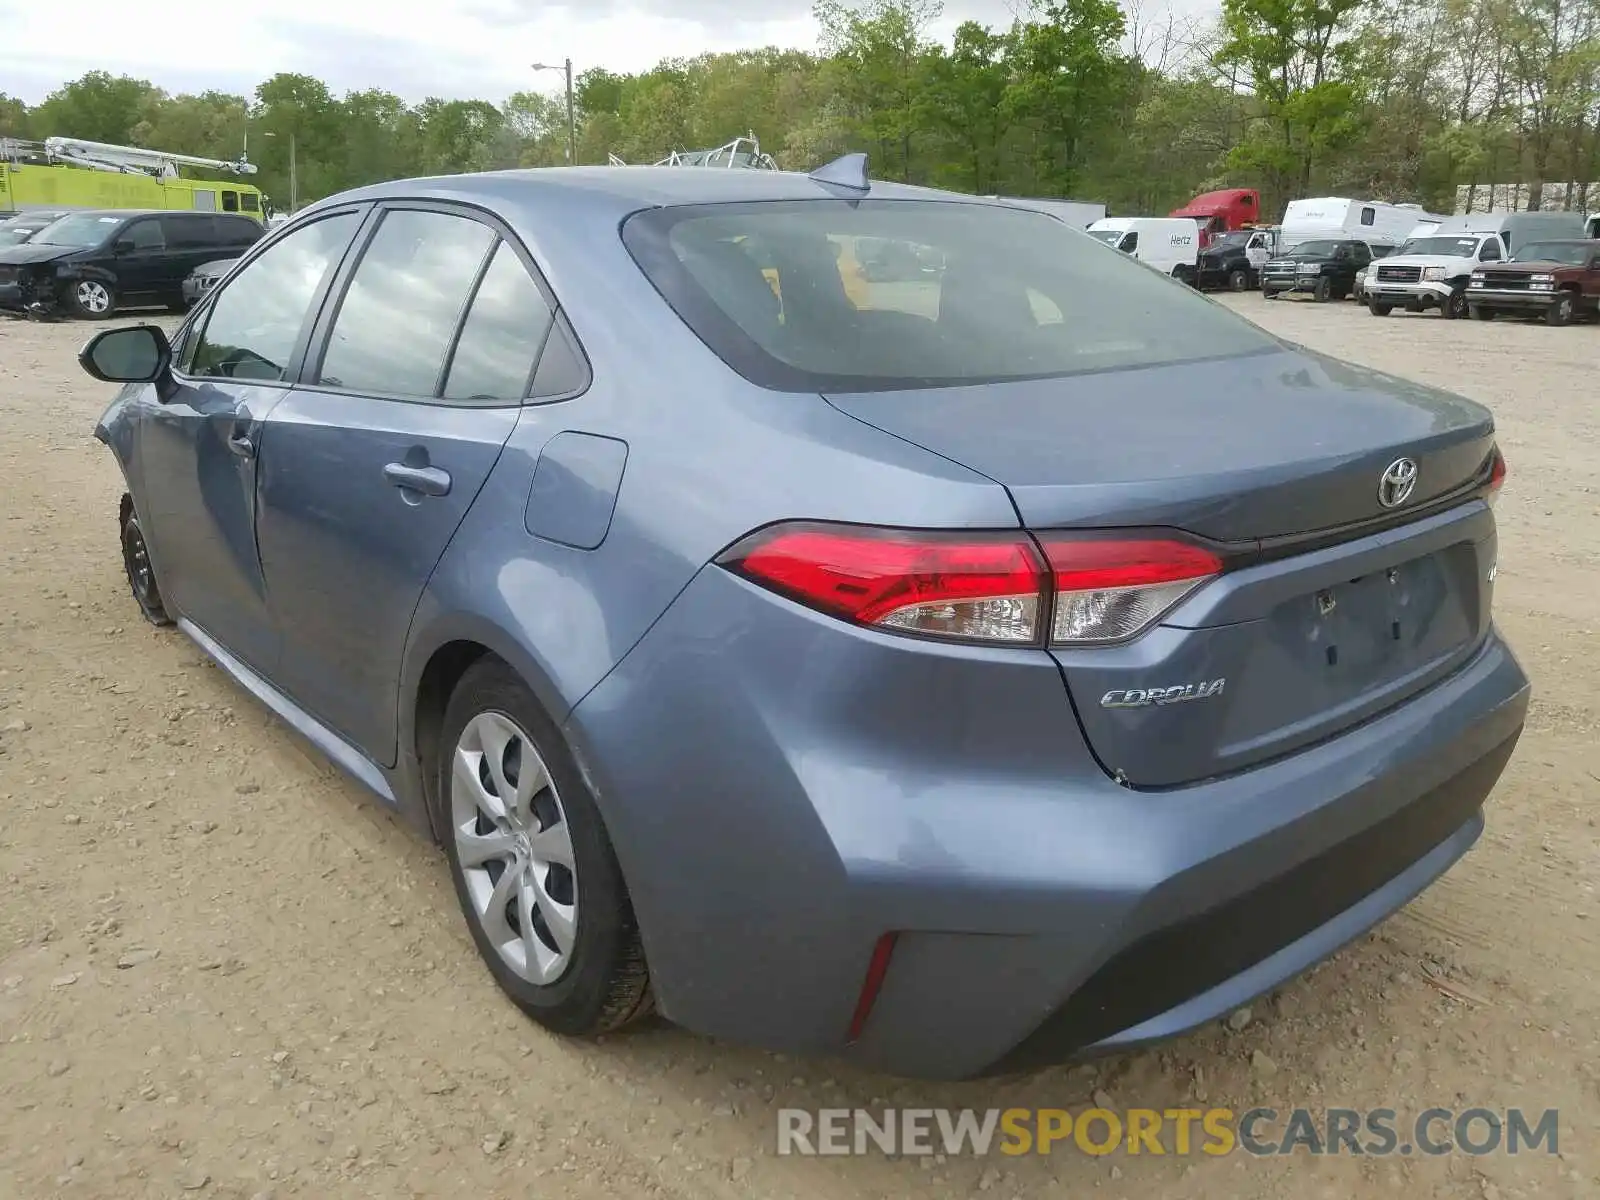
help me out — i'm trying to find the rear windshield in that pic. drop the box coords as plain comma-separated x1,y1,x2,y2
622,199,1275,393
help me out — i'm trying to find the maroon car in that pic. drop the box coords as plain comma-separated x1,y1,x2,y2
1467,239,1600,326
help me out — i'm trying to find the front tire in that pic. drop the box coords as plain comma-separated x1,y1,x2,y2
1545,292,1575,327
1470,304,1495,321
1369,299,1393,316
1441,286,1468,319
1313,276,1331,303
120,504,172,627
68,279,116,319
439,658,652,1036
1227,269,1250,292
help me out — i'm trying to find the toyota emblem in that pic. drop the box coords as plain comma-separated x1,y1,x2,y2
1378,457,1419,509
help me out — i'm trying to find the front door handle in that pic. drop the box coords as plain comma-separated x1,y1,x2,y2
383,462,451,497
226,432,255,459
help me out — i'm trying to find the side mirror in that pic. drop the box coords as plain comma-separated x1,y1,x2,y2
113,239,136,255
79,324,171,384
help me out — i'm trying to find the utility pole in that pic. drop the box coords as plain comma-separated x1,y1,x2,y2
264,129,299,213
533,59,577,165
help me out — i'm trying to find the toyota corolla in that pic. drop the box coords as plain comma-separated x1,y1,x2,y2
79,157,1528,1080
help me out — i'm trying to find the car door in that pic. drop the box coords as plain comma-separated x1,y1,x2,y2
158,214,216,304
254,203,555,767
136,207,367,674
111,215,169,303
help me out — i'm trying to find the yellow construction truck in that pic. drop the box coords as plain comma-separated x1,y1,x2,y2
0,137,266,222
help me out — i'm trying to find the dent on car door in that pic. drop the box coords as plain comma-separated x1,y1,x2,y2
136,209,366,674
255,206,548,768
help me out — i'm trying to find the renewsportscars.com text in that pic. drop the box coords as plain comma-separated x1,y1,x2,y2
776,1107,1559,1158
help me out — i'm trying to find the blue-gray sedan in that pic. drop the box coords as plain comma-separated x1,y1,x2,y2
78,159,1529,1080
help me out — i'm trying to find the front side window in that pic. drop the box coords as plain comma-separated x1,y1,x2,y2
123,219,165,250
442,242,554,402
316,208,495,398
623,199,1275,393
188,212,360,382
241,192,260,213
222,191,239,212
1478,239,1502,261
1119,232,1139,253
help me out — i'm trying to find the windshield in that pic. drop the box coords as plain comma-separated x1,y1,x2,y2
1087,229,1123,245
30,213,124,248
1513,241,1591,266
1399,236,1483,257
1286,240,1343,258
622,199,1276,393
1208,231,1250,249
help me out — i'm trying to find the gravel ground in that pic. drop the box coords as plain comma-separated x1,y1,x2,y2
1,296,1597,1199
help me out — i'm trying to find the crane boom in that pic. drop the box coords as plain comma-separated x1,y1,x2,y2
42,137,258,178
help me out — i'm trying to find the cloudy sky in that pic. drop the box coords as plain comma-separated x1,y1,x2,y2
2,0,1210,108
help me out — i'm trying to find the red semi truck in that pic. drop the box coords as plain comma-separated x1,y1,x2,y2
1170,188,1263,248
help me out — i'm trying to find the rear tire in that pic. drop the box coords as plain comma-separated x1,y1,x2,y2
439,658,653,1037
1545,292,1575,327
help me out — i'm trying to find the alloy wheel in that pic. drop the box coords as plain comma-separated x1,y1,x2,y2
76,281,112,315
123,521,155,608
450,711,578,985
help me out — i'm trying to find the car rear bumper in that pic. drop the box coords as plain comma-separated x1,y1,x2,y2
1467,287,1561,309
569,566,1530,1079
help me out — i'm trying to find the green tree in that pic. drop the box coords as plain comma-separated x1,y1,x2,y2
33,71,162,144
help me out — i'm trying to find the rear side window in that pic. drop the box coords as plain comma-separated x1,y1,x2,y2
1360,207,1376,226
316,209,495,397
188,212,359,381
442,242,554,401
222,191,239,212
623,199,1274,393
161,214,214,248
218,216,262,247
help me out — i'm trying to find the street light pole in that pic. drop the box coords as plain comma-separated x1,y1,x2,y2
533,59,577,165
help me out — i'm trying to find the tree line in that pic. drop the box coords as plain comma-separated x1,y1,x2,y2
3,0,1598,221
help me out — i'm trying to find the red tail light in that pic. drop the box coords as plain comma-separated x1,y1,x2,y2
1486,446,1507,506
722,524,1045,643
720,522,1224,646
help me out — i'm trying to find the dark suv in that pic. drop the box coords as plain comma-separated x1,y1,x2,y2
1261,239,1375,301
0,209,262,318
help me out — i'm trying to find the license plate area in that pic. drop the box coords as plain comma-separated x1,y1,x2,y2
1293,549,1468,680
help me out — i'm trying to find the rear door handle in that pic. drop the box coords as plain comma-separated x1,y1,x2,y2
226,432,255,459
383,463,451,497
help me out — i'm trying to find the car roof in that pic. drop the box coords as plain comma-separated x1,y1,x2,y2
310,165,996,230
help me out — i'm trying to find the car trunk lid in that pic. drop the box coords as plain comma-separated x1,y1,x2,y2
825,347,1500,786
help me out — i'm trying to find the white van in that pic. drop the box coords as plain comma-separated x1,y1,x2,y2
1366,210,1591,318
1280,198,1420,251
1086,217,1200,280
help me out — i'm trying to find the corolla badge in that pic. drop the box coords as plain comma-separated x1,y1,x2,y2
1101,679,1226,709
1378,457,1419,508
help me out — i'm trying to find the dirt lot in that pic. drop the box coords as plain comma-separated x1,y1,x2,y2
1,297,1597,1200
